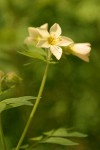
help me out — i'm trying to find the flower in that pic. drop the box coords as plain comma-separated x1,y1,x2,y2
68,43,91,62
36,23,73,60
25,23,91,61
24,23,48,45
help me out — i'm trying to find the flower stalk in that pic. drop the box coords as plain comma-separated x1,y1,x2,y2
0,114,7,150
0,73,7,150
15,50,51,150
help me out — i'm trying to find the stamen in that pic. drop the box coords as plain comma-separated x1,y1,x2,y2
48,36,61,45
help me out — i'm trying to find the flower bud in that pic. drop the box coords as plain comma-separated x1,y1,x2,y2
1,72,22,91
63,43,91,62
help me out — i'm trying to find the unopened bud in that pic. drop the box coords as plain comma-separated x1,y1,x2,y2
63,43,91,62
1,72,22,91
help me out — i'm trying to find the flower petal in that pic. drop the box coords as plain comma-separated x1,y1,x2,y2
69,43,91,62
37,28,50,38
50,46,62,60
73,53,90,62
36,39,50,48
50,23,62,38
40,23,48,30
58,36,74,46
71,43,91,54
24,37,34,45
28,27,39,37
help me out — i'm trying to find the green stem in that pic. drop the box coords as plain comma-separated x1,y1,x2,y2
15,51,51,150
0,114,7,150
0,78,7,150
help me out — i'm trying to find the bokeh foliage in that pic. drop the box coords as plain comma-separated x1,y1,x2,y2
0,0,100,149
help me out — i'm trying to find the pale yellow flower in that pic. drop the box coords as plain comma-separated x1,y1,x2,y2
24,23,48,45
69,43,91,62
25,23,91,61
36,23,73,60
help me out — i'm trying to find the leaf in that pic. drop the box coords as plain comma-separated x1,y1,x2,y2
44,128,87,138
29,45,47,56
30,136,43,141
0,103,6,113
41,137,78,146
13,144,29,150
64,131,87,138
43,129,54,136
0,96,36,112
18,45,47,62
18,50,45,61
30,128,87,147
20,144,29,149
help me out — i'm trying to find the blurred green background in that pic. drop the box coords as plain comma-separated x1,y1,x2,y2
0,0,100,149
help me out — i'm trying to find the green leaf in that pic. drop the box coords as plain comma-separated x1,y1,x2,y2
44,128,87,138
18,45,47,61
0,103,6,113
29,45,47,56
41,137,78,146
30,128,87,147
20,144,29,149
64,131,87,138
0,96,36,112
43,129,54,136
30,136,43,141
13,144,29,150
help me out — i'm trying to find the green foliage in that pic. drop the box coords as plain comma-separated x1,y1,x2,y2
0,96,35,113
18,45,47,62
29,128,87,147
44,128,87,137
41,137,78,146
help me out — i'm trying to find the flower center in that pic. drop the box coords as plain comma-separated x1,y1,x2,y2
48,36,58,45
